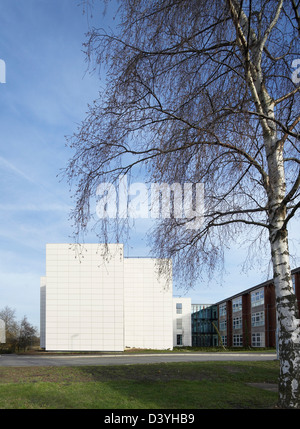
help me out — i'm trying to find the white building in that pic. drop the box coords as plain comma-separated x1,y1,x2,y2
0,319,5,344
173,297,192,347
40,243,173,351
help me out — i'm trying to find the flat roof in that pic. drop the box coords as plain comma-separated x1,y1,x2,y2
215,266,300,305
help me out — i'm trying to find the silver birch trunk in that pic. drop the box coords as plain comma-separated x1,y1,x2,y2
266,132,300,408
232,0,300,405
270,225,300,408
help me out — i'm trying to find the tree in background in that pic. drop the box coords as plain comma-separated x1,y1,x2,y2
66,0,300,407
17,316,38,352
0,307,38,352
0,306,19,351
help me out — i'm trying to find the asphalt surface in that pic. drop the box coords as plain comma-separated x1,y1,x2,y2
0,352,277,367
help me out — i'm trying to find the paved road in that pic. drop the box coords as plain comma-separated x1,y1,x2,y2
0,353,277,367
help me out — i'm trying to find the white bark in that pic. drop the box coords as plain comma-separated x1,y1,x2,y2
266,132,300,408
229,0,300,406
271,228,300,408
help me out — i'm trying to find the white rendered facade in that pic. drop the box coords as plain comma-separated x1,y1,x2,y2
173,297,192,347
0,319,5,343
41,243,173,351
124,258,173,349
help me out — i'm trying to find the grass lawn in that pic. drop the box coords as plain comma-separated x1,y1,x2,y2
0,361,279,409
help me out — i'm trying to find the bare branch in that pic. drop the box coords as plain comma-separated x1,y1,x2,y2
291,0,300,35
274,87,300,106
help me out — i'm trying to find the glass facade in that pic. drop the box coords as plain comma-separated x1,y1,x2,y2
191,305,218,347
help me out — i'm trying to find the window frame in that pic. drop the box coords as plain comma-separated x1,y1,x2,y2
232,297,242,313
219,303,226,317
176,303,182,314
251,311,265,327
176,318,182,330
233,334,243,347
177,334,182,346
252,332,265,347
233,316,242,330
251,289,264,307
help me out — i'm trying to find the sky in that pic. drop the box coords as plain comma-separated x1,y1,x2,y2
0,0,299,330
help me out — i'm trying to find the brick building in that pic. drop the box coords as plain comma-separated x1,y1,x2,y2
216,267,300,348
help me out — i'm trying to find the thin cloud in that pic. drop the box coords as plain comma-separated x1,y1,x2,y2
0,155,35,183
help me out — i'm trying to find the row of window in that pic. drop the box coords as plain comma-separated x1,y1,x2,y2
219,289,265,317
192,321,216,334
176,302,184,345
221,333,265,347
219,311,265,331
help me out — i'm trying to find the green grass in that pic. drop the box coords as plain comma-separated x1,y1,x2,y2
123,346,277,353
0,361,279,409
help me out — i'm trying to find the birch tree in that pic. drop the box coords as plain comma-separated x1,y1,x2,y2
66,0,300,408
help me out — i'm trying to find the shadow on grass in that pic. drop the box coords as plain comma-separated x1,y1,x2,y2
0,361,279,409
0,378,278,409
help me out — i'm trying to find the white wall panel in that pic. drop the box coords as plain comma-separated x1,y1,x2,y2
44,243,124,351
124,258,173,350
173,297,192,347
41,244,174,351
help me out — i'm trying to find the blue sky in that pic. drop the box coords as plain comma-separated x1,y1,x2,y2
0,0,299,330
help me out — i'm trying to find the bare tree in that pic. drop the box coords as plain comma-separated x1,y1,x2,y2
0,306,19,351
17,316,38,352
65,0,300,408
0,307,38,352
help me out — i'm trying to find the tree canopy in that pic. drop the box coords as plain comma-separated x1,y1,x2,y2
67,0,299,284
66,0,300,408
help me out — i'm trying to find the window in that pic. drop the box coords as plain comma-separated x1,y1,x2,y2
212,306,218,319
176,318,182,329
252,332,265,347
252,311,265,327
233,334,243,347
176,303,182,314
233,316,242,330
221,336,227,347
232,297,242,313
219,303,226,317
251,289,264,307
219,320,227,331
177,334,182,346
292,275,296,292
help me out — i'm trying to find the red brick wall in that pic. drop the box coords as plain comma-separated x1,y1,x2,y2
264,284,276,347
242,294,251,347
227,300,232,347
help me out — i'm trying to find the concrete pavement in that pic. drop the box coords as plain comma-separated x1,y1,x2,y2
0,352,277,367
